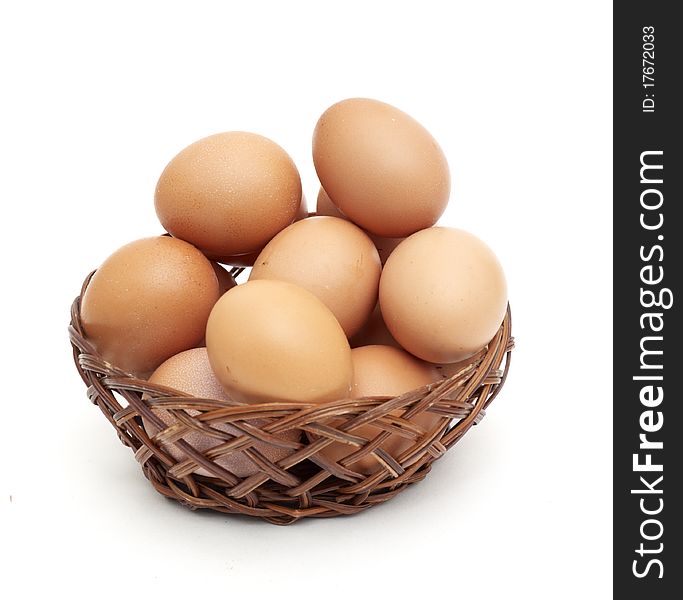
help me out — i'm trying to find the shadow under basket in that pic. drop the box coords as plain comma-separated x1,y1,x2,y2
69,271,514,525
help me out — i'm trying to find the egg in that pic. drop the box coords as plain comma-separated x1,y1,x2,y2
349,345,440,397
315,187,345,219
143,348,300,478
313,98,450,238
349,302,400,349
155,132,302,257
206,279,353,404
249,216,381,338
315,345,443,475
80,237,219,376
211,262,236,296
380,227,507,364
218,193,309,267
316,187,402,265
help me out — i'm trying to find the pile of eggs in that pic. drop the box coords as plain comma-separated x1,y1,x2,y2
80,98,507,477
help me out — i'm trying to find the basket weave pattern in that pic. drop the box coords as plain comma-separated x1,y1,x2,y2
69,271,514,525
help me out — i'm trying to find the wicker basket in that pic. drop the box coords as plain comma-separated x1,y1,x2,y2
69,270,514,525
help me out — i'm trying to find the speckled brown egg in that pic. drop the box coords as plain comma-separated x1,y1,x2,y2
315,345,443,475
143,348,300,478
206,279,353,404
155,132,302,256
380,227,508,364
249,216,381,338
217,193,309,267
80,237,219,376
313,98,450,238
316,187,402,265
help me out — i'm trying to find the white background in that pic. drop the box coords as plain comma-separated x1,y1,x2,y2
1,1,613,598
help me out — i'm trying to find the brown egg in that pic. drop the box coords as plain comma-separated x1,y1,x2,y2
80,237,219,376
155,132,302,256
316,187,402,265
349,345,440,397
206,280,353,404
143,348,300,478
211,262,236,296
349,302,400,349
313,98,450,238
380,227,508,363
315,187,345,218
211,193,309,267
249,216,381,338
316,345,443,475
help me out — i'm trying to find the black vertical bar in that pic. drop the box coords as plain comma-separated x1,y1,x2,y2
614,3,681,597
